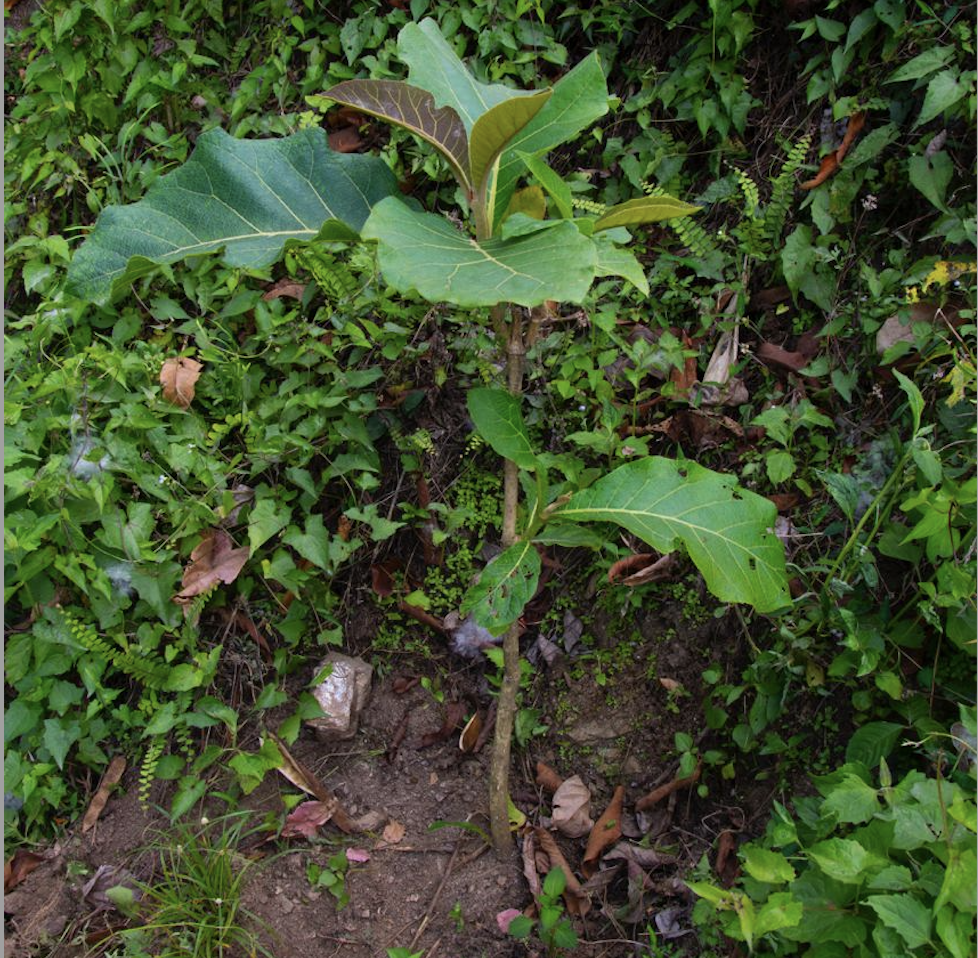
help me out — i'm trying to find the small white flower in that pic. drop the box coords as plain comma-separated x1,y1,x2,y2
213,898,223,907
200,816,209,825
578,404,586,412
861,194,878,211
158,475,167,485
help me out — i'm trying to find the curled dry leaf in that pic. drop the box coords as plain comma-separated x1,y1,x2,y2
160,356,203,409
81,756,126,833
582,785,624,878
551,775,593,838
715,829,740,887
281,800,337,840
381,820,406,845
459,711,482,753
531,827,590,917
800,112,866,189
608,552,678,587
604,842,680,871
4,846,59,893
756,341,817,374
635,762,702,813
174,529,249,605
262,279,306,301
420,700,467,748
266,730,357,833
535,762,563,793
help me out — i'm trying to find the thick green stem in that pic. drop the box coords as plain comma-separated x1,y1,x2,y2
488,307,526,861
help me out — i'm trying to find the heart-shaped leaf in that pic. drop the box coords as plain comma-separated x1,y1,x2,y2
66,127,398,304
555,458,789,612
363,198,597,307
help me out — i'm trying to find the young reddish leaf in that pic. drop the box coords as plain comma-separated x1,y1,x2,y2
496,908,524,934
174,529,249,605
346,848,371,863
160,356,203,409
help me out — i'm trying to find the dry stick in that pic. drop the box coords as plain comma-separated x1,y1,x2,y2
407,840,463,951
489,306,526,860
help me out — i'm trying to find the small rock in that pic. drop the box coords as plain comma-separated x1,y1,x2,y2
359,908,371,919
280,898,294,914
407,894,420,903
496,875,509,887
307,652,374,741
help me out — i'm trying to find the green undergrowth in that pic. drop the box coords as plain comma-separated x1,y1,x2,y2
4,0,976,952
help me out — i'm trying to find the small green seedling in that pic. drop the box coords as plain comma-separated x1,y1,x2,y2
506,867,579,955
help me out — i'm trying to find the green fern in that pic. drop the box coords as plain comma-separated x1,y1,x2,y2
761,133,813,249
571,197,607,216
181,582,218,628
289,246,359,303
63,611,170,690
139,736,165,807
644,182,719,258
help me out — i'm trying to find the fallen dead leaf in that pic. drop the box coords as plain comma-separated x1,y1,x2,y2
266,730,357,833
715,829,740,887
281,800,337,841
608,552,678,587
81,756,126,833
370,561,397,598
160,356,203,409
535,762,564,793
459,711,482,753
801,112,865,189
582,785,624,878
381,820,406,845
604,842,680,871
532,828,590,917
345,848,370,864
328,126,364,153
635,763,702,812
756,341,817,374
4,846,59,893
174,529,249,606
420,701,467,748
551,775,594,838
262,279,306,301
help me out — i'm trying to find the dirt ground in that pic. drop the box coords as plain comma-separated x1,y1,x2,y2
4,584,822,958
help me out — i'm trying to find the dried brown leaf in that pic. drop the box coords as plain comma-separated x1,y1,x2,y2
281,800,337,840
266,730,356,832
756,341,813,374
635,762,702,812
608,553,678,587
262,279,306,301
81,756,126,833
160,356,203,409
582,785,624,878
535,762,564,793
551,775,593,838
531,827,590,917
4,847,58,893
800,112,865,189
459,712,482,753
328,126,364,153
381,820,406,845
174,529,249,605
716,829,740,887
420,701,467,748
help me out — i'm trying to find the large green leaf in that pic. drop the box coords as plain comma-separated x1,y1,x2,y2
362,197,597,308
469,92,551,196
593,195,700,232
467,388,539,470
326,79,471,192
554,458,789,612
461,540,541,633
66,128,398,304
517,151,573,219
593,233,649,295
490,53,611,233
397,19,536,133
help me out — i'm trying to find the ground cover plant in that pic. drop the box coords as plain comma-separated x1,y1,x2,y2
4,0,976,955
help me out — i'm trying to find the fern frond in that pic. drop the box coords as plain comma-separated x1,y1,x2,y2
761,133,813,248
644,182,720,259
571,197,607,216
139,737,165,807
64,611,170,690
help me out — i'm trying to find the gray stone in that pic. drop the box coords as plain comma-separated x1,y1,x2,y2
566,714,632,744
306,652,374,741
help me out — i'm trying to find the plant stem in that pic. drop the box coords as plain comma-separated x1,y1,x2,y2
489,306,526,859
